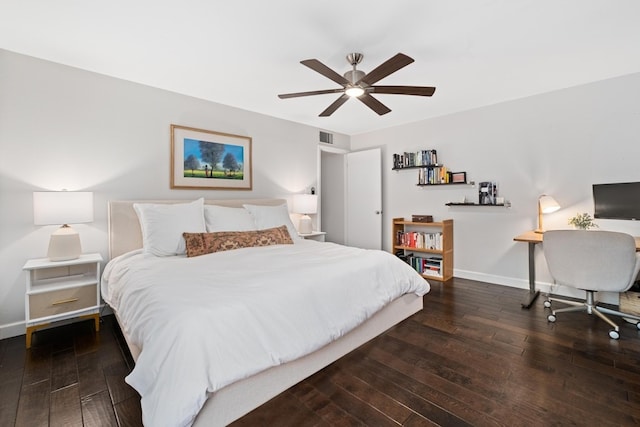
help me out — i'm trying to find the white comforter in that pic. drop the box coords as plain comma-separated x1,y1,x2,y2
101,240,429,427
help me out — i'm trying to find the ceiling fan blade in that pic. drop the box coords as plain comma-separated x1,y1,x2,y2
319,94,349,117
358,53,414,86
371,85,436,97
278,88,345,99
358,93,391,116
301,59,350,86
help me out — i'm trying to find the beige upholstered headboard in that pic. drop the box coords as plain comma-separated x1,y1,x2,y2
108,198,287,259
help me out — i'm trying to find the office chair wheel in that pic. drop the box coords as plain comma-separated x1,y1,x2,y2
609,330,620,340
547,314,556,322
543,300,551,308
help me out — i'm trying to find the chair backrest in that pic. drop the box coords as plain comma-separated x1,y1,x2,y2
543,230,640,292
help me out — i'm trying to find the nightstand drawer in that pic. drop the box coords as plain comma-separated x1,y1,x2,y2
28,285,97,319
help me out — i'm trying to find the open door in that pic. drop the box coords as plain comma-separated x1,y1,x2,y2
346,148,382,249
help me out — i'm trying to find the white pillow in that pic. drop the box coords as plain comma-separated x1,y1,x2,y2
243,203,301,242
204,205,256,232
134,198,206,256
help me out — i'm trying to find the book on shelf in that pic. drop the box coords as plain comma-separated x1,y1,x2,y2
418,166,450,184
393,149,438,169
410,255,442,276
396,231,443,250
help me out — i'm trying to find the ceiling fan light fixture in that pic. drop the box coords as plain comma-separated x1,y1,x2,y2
345,86,365,97
278,53,435,116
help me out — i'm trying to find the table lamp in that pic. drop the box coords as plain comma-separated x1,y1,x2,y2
292,194,318,235
535,194,560,234
33,191,94,261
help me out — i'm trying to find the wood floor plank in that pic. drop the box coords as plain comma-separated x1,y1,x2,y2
15,379,50,427
0,367,22,426
81,390,118,427
50,348,78,391
103,359,138,405
50,384,82,427
77,351,108,399
113,395,143,427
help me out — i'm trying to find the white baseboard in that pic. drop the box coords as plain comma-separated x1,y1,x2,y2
453,268,619,304
0,320,26,341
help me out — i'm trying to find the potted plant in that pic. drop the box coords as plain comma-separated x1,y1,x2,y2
568,212,598,230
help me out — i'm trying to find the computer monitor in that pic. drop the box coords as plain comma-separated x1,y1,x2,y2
593,182,640,220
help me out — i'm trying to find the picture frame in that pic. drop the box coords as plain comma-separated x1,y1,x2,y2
450,171,467,184
171,124,252,190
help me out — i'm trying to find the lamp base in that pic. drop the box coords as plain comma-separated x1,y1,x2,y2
48,226,82,261
298,215,313,235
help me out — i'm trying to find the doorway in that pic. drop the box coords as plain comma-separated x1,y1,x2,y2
318,146,382,249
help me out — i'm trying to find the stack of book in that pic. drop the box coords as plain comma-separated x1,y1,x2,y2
393,150,438,169
417,166,450,184
396,231,443,250
403,254,443,277
423,256,443,277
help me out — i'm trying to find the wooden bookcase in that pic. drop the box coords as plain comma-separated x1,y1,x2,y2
391,218,453,282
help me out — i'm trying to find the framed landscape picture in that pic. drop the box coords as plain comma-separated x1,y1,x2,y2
171,124,252,190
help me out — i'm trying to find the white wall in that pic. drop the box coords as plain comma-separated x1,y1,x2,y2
352,72,640,300
0,49,348,338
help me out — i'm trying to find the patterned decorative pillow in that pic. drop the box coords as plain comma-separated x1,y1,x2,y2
183,225,294,257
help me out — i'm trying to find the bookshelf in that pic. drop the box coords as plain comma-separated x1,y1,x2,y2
392,218,453,282
392,149,468,186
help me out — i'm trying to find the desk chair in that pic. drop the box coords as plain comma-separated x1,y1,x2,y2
543,230,640,339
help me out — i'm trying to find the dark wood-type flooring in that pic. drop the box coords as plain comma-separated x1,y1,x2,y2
2,278,640,426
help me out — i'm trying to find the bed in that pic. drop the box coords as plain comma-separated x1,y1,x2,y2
102,198,429,426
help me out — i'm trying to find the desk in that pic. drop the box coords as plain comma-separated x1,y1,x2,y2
514,231,640,309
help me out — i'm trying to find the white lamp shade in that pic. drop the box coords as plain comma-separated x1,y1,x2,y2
292,194,318,215
536,194,561,233
539,195,560,214
33,191,93,261
33,191,94,225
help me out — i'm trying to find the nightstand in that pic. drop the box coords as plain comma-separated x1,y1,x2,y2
22,253,103,348
299,231,326,242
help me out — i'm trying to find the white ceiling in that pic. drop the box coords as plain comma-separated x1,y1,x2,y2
2,1,640,136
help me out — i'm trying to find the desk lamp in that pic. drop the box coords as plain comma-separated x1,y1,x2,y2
33,191,94,261
535,194,560,234
293,193,318,235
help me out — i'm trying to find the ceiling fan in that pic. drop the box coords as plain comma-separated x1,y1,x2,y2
278,52,436,117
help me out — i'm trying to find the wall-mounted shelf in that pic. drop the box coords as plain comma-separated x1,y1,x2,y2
392,150,470,185
445,202,511,207
418,182,475,187
392,164,443,171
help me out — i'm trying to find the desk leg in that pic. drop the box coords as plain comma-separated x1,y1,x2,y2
521,242,540,308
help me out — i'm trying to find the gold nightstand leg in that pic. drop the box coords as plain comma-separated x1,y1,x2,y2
25,323,50,349
79,313,100,332
26,326,33,349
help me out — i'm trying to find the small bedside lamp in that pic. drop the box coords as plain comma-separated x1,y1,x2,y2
293,193,318,235
535,194,560,234
33,191,94,261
